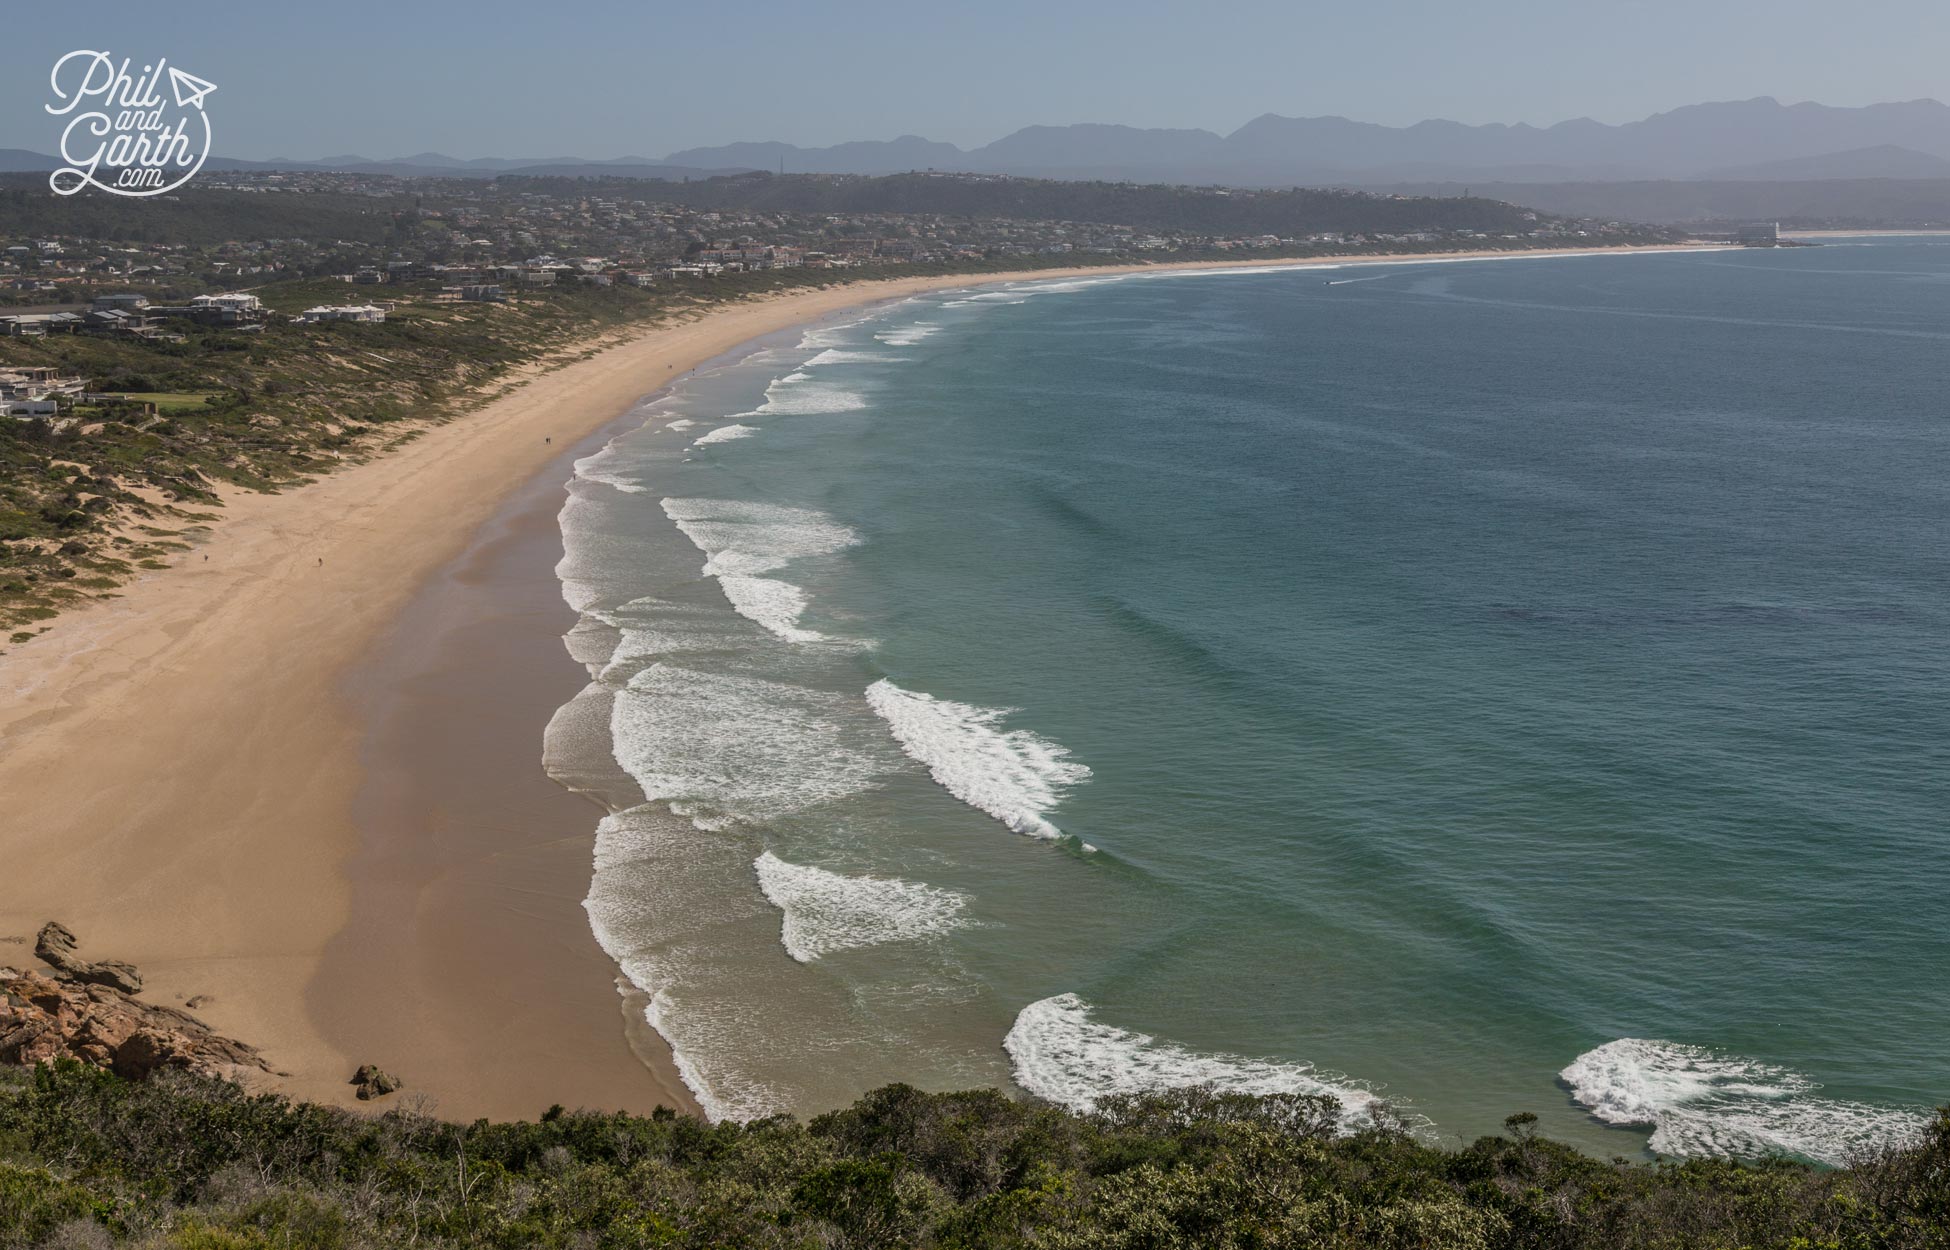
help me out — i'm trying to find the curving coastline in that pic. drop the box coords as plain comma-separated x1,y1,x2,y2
0,246,1716,1120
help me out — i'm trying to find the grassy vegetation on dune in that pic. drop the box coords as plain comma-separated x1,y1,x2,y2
0,271,810,637
0,1063,1944,1249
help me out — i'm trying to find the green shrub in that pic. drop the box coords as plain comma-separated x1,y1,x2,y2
0,1062,1943,1249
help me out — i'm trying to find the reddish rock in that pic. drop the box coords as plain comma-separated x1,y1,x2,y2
1,928,269,1085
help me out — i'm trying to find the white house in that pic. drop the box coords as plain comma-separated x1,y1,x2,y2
190,293,263,314
297,304,387,324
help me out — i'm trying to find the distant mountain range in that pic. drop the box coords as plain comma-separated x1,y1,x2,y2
9,98,1950,188
655,99,1950,185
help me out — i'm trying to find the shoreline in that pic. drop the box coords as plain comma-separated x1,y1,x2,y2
0,243,1714,1119
315,401,704,1118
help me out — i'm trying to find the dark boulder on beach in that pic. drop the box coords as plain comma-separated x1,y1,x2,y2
351,1063,402,1100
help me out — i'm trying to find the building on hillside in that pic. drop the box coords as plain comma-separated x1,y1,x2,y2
83,307,168,339
297,303,388,324
190,292,262,314
0,312,83,337
178,292,267,325
1,368,86,417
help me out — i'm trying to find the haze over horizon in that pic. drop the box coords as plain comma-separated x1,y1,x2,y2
4,0,1948,161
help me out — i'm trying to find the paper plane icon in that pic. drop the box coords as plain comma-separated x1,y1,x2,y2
167,66,218,111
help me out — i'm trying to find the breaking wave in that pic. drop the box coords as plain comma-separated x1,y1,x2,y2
693,423,757,446
1561,1039,1929,1165
756,372,867,415
660,498,859,643
753,851,971,962
804,348,899,367
798,319,867,351
1005,994,1393,1130
716,575,823,643
572,451,649,494
865,679,1089,840
875,322,940,347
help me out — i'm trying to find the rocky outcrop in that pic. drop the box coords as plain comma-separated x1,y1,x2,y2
0,925,270,1085
352,1063,402,1100
34,922,143,994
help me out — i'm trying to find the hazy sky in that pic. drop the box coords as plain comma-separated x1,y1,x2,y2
4,1,1945,159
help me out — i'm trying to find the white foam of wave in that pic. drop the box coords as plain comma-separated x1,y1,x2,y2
875,322,940,347
583,810,786,1122
942,296,1031,307
1005,994,1389,1129
865,679,1089,840
692,423,757,446
753,851,970,963
717,575,823,643
1018,275,1129,294
601,600,752,674
756,372,867,415
1135,264,1306,282
660,498,860,643
665,418,697,430
798,319,866,350
660,498,859,573
1561,1039,1928,1165
612,665,883,826
804,348,898,367
572,451,649,494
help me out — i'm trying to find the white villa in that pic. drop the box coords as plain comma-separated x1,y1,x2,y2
296,304,388,324
190,293,263,315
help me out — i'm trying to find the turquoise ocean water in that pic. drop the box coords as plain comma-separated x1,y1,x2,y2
547,242,1949,1162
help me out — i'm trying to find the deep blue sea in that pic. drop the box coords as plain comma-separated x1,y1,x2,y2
549,242,1950,1162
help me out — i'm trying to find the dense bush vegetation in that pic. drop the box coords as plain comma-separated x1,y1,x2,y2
517,171,1619,239
0,1063,1944,1248
0,186,398,249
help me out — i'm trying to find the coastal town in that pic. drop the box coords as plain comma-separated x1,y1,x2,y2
4,169,1665,310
